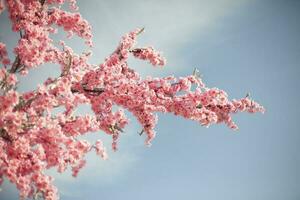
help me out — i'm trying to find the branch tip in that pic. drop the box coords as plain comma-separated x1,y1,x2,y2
137,27,145,35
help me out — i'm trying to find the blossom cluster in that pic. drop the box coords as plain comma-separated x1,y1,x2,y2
5,0,93,74
0,0,264,200
0,0,4,14
0,42,10,66
131,46,166,66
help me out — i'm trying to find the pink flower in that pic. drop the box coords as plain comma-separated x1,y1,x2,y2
131,47,166,66
0,1,264,199
0,0,5,14
0,42,10,66
6,73,17,86
95,140,108,160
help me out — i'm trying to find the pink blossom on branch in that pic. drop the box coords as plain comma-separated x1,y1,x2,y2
0,43,10,66
0,0,264,200
0,0,5,14
131,46,166,66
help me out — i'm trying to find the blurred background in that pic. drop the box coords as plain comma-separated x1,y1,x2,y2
0,0,299,199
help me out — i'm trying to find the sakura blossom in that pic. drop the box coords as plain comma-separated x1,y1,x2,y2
0,0,264,200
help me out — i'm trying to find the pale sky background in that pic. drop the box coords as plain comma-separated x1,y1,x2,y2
1,0,300,200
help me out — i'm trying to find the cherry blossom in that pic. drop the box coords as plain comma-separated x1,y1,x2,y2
0,0,264,199
0,0,5,14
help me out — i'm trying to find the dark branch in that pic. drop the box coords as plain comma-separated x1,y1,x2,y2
0,128,13,143
71,84,105,96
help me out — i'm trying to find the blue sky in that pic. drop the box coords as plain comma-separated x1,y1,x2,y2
1,0,300,199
